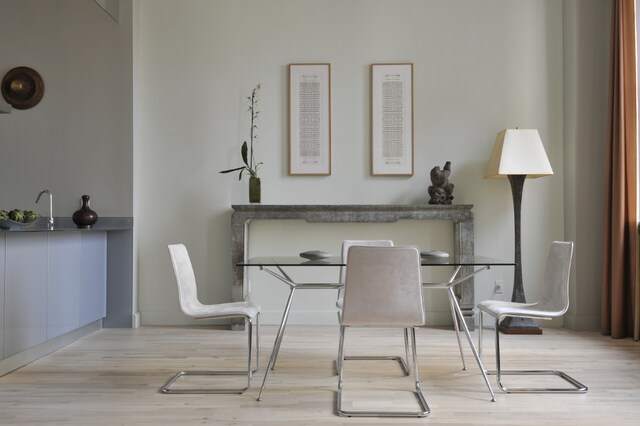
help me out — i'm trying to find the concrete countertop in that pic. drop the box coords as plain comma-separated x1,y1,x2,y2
0,217,133,232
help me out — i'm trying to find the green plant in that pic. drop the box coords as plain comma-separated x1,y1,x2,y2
1,209,37,223
220,84,263,180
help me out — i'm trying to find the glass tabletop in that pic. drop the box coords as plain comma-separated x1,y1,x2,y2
238,255,514,267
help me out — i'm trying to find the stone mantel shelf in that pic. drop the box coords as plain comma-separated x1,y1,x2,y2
231,204,473,222
231,204,475,330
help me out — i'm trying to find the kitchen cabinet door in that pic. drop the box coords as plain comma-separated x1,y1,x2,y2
4,233,47,357
79,232,107,326
47,232,81,339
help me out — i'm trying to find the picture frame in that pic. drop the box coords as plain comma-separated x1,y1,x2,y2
289,63,331,175
370,63,414,176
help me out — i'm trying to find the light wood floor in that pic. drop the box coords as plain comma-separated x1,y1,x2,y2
0,325,638,425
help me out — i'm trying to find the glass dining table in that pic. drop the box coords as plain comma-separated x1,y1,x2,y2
237,254,514,402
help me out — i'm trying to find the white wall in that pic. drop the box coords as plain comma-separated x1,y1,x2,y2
0,0,133,217
135,0,567,326
0,0,609,330
563,0,611,330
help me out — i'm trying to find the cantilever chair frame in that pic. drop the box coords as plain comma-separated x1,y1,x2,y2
337,325,428,418
160,313,260,394
162,244,260,395
336,245,430,418
478,311,587,394
477,241,587,394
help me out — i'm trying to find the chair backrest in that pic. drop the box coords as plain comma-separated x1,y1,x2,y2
341,245,425,327
537,241,574,316
167,244,203,318
339,240,394,284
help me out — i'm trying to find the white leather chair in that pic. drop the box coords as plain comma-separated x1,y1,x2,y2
477,241,587,393
162,244,260,394
337,245,429,417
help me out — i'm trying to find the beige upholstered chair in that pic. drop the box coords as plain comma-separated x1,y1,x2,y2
336,240,413,372
477,241,587,393
336,239,395,309
337,245,429,417
162,244,260,394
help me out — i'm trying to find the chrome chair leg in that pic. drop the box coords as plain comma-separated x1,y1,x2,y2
335,329,411,375
336,326,430,418
403,328,412,374
410,328,430,415
446,287,495,402
249,314,260,375
478,310,484,360
447,293,467,371
486,316,588,393
257,288,297,401
161,315,260,394
341,329,412,376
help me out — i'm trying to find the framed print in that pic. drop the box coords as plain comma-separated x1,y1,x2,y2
289,63,331,175
371,63,414,176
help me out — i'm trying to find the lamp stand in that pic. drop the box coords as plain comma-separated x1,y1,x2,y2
499,175,542,335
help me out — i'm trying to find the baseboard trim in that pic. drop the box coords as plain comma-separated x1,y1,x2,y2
132,311,141,328
0,320,102,377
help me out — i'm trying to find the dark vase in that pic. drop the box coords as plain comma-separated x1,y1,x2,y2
72,195,98,228
249,177,261,203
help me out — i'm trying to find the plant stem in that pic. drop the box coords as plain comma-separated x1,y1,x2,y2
249,87,256,172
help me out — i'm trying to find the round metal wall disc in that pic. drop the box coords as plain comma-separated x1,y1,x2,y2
1,67,45,110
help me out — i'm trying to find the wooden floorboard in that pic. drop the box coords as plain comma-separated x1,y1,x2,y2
0,325,638,425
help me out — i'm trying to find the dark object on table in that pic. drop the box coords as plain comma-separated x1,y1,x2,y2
420,250,449,258
1,67,45,110
72,195,98,228
428,161,454,204
299,250,332,260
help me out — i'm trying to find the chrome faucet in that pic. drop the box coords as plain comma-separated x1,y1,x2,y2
36,189,53,228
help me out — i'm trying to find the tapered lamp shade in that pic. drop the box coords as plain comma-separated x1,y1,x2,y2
485,129,554,178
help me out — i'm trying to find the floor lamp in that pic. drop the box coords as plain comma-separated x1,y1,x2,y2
485,129,553,334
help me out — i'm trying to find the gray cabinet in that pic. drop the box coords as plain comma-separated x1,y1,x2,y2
0,218,131,375
1,231,107,359
47,233,81,339
0,235,5,358
4,233,48,357
79,233,107,326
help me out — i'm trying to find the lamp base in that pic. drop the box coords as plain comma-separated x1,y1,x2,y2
499,316,543,335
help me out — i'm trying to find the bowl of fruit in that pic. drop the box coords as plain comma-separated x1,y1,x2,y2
0,209,38,229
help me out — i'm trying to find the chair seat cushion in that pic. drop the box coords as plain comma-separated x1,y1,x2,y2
188,301,261,320
477,300,559,319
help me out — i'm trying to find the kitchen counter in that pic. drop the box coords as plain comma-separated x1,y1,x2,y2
0,215,134,376
1,216,134,329
0,217,133,232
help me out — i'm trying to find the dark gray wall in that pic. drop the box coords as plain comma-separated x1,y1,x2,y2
0,0,133,218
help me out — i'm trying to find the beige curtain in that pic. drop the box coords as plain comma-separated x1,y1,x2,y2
602,0,638,340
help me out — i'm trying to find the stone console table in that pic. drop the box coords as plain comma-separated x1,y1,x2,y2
231,204,475,330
